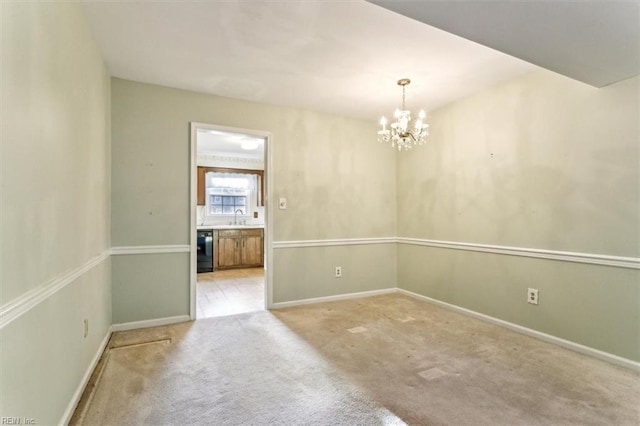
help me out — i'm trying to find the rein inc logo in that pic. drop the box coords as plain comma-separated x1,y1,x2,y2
1,418,36,425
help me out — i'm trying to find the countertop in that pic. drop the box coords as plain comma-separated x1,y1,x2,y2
197,224,264,230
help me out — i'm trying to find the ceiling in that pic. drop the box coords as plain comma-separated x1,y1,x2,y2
197,129,265,160
370,0,640,88
81,1,535,122
82,1,638,124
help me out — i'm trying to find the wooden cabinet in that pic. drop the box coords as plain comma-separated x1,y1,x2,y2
197,167,206,205
217,230,242,268
242,232,263,265
214,228,263,269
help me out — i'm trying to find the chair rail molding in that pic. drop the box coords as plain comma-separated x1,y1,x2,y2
110,245,191,255
273,236,638,269
273,237,396,249
396,237,640,270
0,250,111,329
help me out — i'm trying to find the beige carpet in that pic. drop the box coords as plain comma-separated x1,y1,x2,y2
71,294,640,425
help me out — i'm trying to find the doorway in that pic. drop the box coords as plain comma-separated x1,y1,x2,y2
189,123,272,320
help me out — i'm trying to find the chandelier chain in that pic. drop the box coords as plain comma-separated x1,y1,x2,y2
402,85,406,110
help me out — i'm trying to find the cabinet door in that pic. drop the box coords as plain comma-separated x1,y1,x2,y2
218,237,241,267
241,235,263,266
197,167,206,206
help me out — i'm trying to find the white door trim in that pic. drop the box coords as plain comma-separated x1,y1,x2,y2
189,122,273,319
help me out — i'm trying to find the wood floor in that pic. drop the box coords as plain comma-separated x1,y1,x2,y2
196,267,265,319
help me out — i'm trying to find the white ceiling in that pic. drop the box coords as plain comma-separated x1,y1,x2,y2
197,129,265,159
82,1,638,125
81,0,536,122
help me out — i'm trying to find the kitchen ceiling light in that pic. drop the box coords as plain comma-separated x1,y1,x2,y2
240,138,259,150
377,78,429,151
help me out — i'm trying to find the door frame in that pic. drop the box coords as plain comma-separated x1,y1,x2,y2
189,122,273,320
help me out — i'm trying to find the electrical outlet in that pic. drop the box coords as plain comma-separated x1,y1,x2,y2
335,266,342,278
527,288,539,305
83,319,89,338
279,198,287,210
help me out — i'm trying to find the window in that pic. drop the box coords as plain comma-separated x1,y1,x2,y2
198,166,264,207
205,172,256,216
208,193,247,215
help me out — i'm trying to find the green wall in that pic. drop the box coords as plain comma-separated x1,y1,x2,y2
111,71,638,361
112,253,190,324
1,2,112,423
397,71,639,361
273,244,397,303
110,78,397,323
2,4,637,423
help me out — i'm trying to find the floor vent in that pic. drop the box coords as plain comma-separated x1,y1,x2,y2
418,367,448,381
109,338,172,350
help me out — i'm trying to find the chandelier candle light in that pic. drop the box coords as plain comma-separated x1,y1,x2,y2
378,78,429,151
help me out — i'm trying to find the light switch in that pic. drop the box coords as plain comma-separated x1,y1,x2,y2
279,197,287,210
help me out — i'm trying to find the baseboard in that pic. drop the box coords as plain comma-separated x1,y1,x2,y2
59,327,112,426
270,288,396,309
111,315,191,332
397,288,640,372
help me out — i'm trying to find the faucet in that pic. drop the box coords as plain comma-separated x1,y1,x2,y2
234,209,243,225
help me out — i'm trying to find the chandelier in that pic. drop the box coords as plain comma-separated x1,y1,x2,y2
377,78,429,151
